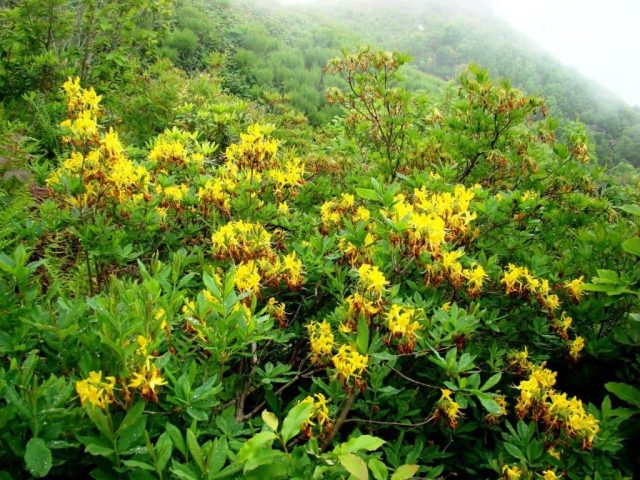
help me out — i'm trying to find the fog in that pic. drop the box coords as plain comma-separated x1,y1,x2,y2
276,0,640,107
492,0,640,107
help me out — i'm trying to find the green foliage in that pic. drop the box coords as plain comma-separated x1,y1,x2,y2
1,1,640,478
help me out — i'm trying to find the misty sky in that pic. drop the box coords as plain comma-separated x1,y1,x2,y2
491,0,640,107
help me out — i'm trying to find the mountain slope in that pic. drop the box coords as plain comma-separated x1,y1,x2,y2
268,0,640,166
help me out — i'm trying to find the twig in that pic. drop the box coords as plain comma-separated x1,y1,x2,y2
344,416,434,428
388,365,438,389
321,391,356,451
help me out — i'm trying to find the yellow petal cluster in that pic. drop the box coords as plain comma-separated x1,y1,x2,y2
301,393,332,436
308,320,334,365
515,363,599,449
386,304,421,353
435,388,462,429
76,371,116,409
332,344,368,389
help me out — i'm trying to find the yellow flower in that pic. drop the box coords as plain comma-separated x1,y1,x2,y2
282,252,304,289
464,264,486,294
568,336,585,361
501,264,526,294
564,276,585,301
308,320,334,365
234,261,261,295
211,220,272,262
502,465,522,480
76,371,116,409
128,365,168,403
354,206,370,222
278,202,289,214
226,123,278,171
436,388,461,429
541,294,560,312
357,263,388,296
547,446,561,460
301,393,332,435
160,183,189,203
267,297,286,327
542,470,559,480
332,344,368,386
387,304,421,352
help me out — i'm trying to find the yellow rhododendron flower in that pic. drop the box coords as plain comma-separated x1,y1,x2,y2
357,263,388,296
76,371,116,409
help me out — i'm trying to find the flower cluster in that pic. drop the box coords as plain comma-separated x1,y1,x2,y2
60,76,101,142
301,393,332,438
384,184,478,258
332,344,368,392
338,231,377,267
48,79,150,209
127,336,168,403
149,128,207,171
501,265,585,359
564,276,585,302
212,220,273,261
198,174,237,216
320,193,371,232
211,220,304,299
341,264,388,331
308,320,334,365
515,363,599,449
500,264,560,312
225,123,278,171
385,304,421,353
434,388,462,429
267,297,287,328
198,123,305,216
76,371,116,409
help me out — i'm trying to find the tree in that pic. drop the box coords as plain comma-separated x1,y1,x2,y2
325,46,413,179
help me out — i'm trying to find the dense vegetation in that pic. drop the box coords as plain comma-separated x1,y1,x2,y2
1,1,639,479
264,0,640,168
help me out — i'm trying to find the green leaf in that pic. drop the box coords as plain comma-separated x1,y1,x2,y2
186,429,204,473
237,431,277,464
504,443,525,461
24,438,52,478
476,393,503,415
357,316,370,354
622,237,640,256
207,437,228,478
391,464,419,480
594,270,620,284
339,453,368,480
84,443,115,457
620,204,640,216
117,400,145,435
281,401,313,444
480,373,501,392
261,410,279,432
166,423,186,457
156,432,173,472
368,458,389,480
605,382,640,407
117,415,147,451
122,460,155,471
86,406,113,440
344,435,386,453
356,188,380,202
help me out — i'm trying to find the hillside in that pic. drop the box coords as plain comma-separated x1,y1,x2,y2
1,0,640,478
266,0,640,166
